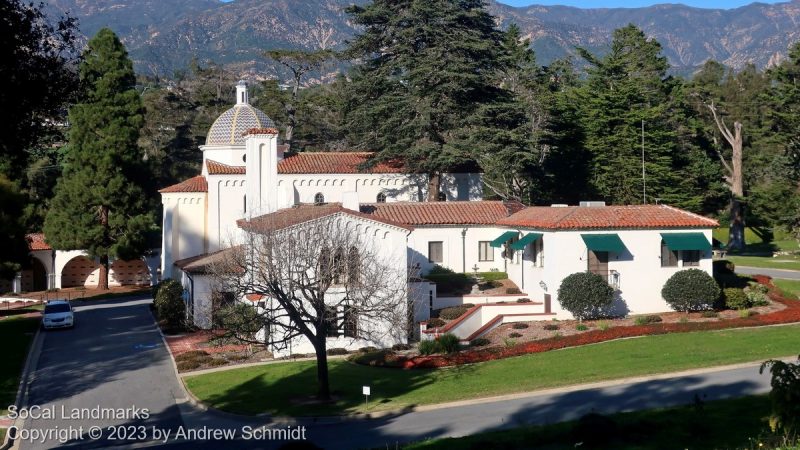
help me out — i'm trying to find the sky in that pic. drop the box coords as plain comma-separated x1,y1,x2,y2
499,0,786,8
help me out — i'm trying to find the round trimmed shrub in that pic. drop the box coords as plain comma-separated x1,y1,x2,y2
723,287,750,310
470,338,490,347
176,360,200,371
662,269,720,312
327,348,349,356
557,272,615,320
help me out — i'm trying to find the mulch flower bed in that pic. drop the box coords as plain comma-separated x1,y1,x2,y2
396,275,800,369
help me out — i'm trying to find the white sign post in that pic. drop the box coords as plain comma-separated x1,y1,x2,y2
362,385,371,408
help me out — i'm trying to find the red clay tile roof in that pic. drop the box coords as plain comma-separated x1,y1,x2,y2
277,152,405,174
497,204,718,230
206,160,246,175
244,128,279,136
159,175,208,193
174,248,240,274
359,201,524,226
26,233,51,251
238,204,413,233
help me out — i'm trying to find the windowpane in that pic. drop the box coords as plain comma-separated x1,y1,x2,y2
324,306,339,337
683,250,701,266
478,241,493,261
343,306,358,338
428,241,443,263
376,192,387,203
314,192,325,204
661,240,678,267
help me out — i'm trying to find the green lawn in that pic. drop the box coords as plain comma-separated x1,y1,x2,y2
727,255,800,271
405,395,789,450
774,279,800,299
184,324,800,417
0,316,39,416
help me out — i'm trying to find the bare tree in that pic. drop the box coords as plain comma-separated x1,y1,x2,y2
208,215,408,400
264,50,336,150
706,101,745,251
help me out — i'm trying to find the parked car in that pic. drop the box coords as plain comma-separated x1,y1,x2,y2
42,300,74,329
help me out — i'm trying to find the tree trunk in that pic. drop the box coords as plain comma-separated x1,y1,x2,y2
98,205,110,290
285,75,300,151
313,340,331,400
729,198,745,251
727,121,745,251
427,172,441,202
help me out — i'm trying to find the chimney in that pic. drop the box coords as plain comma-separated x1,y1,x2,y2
342,191,360,212
579,201,606,207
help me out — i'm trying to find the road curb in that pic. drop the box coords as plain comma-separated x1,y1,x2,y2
1,316,45,450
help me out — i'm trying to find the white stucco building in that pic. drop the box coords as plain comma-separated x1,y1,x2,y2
160,82,718,354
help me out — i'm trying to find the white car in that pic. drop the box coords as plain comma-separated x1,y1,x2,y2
42,300,74,329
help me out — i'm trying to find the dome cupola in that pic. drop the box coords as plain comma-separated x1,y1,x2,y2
205,81,276,147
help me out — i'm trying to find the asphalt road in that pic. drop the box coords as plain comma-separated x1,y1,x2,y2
736,265,800,280
16,298,184,449
9,297,785,450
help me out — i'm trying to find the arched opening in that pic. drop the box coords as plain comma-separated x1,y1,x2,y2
314,192,325,205
61,256,99,288
376,192,387,203
110,259,151,286
20,257,47,292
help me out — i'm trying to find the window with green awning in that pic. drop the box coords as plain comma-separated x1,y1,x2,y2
660,232,711,251
510,233,542,250
581,234,626,253
490,231,518,248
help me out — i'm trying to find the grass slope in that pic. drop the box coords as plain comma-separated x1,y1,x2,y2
774,279,800,299
727,255,800,271
184,324,800,416
405,395,781,450
0,316,38,415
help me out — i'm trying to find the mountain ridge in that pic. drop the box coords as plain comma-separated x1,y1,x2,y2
44,0,800,78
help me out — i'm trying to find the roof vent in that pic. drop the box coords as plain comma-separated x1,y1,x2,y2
550,204,569,208
579,201,606,207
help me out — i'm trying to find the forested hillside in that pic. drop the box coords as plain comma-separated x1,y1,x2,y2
1,0,798,277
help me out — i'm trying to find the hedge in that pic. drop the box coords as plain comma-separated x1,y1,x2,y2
364,275,800,369
557,272,614,320
662,269,719,312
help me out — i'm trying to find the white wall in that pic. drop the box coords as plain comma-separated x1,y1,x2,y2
408,226,508,275
207,175,246,253
161,193,207,278
506,228,715,318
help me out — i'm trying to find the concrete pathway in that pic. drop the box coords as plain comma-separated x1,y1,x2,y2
736,265,800,280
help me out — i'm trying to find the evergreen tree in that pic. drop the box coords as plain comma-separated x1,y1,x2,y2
344,0,525,201
44,28,153,290
0,175,30,281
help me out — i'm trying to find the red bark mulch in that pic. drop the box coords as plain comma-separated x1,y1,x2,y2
400,275,800,369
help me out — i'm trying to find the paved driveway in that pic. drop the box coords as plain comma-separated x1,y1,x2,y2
736,266,800,280
18,297,184,449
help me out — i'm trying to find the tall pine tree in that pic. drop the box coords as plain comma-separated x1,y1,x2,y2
344,0,525,201
44,28,153,290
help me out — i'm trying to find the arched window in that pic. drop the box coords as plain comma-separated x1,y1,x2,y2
314,192,325,205
376,192,387,203
243,195,246,213
347,246,360,284
437,192,447,201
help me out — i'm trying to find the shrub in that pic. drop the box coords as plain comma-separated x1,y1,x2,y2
153,279,186,330
391,343,412,351
597,321,611,331
543,324,560,331
506,287,522,295
478,271,508,281
349,350,403,367
358,346,377,353
175,350,209,362
516,298,531,303
327,348,349,356
713,259,735,275
151,279,168,300
215,302,263,337
662,269,720,312
418,339,440,355
701,311,719,318
503,338,517,348
715,272,750,289
745,284,770,306
437,333,460,353
439,306,470,320
738,309,752,318
479,281,502,290
634,315,663,325
509,332,522,338
760,356,800,435
426,318,446,328
176,360,201,371
227,354,248,361
723,288,750,310
207,358,228,367
470,338,490,347
576,324,588,331
425,266,474,295
557,272,615,320
512,323,529,329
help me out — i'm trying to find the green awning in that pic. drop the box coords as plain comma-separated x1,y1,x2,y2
581,234,626,253
509,233,543,250
660,232,711,251
490,231,518,248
